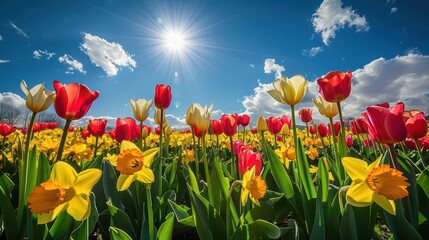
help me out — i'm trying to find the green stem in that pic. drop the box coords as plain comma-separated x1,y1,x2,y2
329,117,343,183
291,105,298,147
230,136,236,179
227,180,242,238
23,112,37,164
202,133,213,203
139,121,143,151
191,128,199,182
158,109,164,203
56,120,72,161
93,136,99,159
387,144,400,170
146,184,154,240
1,136,6,150
305,122,309,138
336,101,346,144
414,139,426,169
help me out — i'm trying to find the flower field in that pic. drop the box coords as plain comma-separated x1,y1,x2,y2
1,71,429,240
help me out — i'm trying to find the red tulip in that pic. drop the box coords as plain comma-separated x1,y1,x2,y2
0,123,14,136
363,102,407,144
48,122,58,129
81,129,90,140
355,118,368,134
88,118,107,137
404,138,417,150
375,102,390,108
193,125,205,138
109,129,116,139
277,135,283,142
280,115,292,128
211,119,223,135
363,139,374,148
309,125,317,135
32,122,41,133
115,117,136,142
155,126,161,135
53,80,99,120
267,117,282,135
136,125,151,139
403,110,427,139
221,114,238,137
251,128,258,134
328,122,340,136
298,108,312,123
317,70,352,103
346,135,353,147
419,137,429,149
40,122,49,131
238,149,262,176
238,114,250,127
154,84,172,110
68,126,75,132
317,123,328,138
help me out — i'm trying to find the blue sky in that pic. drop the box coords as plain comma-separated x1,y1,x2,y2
1,0,429,127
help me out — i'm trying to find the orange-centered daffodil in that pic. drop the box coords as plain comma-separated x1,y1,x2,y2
241,166,267,206
342,156,409,215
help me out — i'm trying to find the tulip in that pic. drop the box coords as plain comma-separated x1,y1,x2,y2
238,149,262,176
193,103,213,133
346,135,353,147
256,116,268,132
20,80,56,113
81,129,90,140
318,123,328,138
280,115,292,128
155,126,161,135
404,138,417,150
221,114,238,137
136,125,151,139
309,125,317,135
115,117,136,143
363,139,374,148
266,117,282,135
211,119,223,135
419,137,429,150
88,119,107,137
281,124,290,136
109,129,116,139
313,96,339,119
129,98,153,123
48,122,58,129
0,122,14,137
298,108,312,123
251,128,258,134
154,84,172,110
328,122,341,136
403,110,427,139
268,75,308,106
32,122,41,133
316,71,352,103
239,114,250,127
53,81,99,121
68,126,75,132
154,108,168,128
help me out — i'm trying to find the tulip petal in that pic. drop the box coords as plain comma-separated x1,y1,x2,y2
37,202,68,224
342,157,368,180
74,168,102,195
373,193,396,215
136,168,155,184
267,90,284,104
67,194,90,221
50,162,78,188
346,180,373,207
117,174,137,191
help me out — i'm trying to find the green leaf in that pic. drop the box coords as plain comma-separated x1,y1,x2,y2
0,171,14,197
36,152,50,185
398,154,419,228
295,137,317,200
103,161,124,210
48,211,75,240
384,201,423,240
266,146,294,199
184,165,199,193
85,153,104,170
339,204,358,240
417,165,429,199
230,219,281,240
317,159,329,202
0,185,18,240
309,191,325,240
107,201,137,239
110,227,133,240
24,146,39,204
157,212,175,240
245,203,275,223
168,199,195,227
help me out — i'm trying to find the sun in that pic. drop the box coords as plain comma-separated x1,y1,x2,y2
163,30,187,53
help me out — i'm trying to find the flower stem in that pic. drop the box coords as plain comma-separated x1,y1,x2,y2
230,136,236,179
388,144,400,170
191,128,199,181
93,136,99,159
146,184,155,240
336,101,346,144
202,133,213,203
291,105,298,147
139,121,143,151
158,109,164,202
57,119,71,161
414,139,426,169
305,123,309,138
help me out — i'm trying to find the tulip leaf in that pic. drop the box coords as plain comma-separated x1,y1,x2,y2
0,184,18,240
107,201,137,239
0,171,14,197
230,219,281,240
317,159,329,202
398,154,419,228
156,212,175,240
102,161,124,210
48,211,75,240
24,146,38,203
184,165,199,193
309,191,325,240
245,203,275,223
168,199,195,227
339,204,358,240
383,201,423,240
266,146,294,199
70,193,99,240
110,227,133,240
295,137,317,200
417,165,429,199
85,153,104,170
36,152,50,185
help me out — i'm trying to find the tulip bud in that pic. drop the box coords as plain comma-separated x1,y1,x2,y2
257,116,268,132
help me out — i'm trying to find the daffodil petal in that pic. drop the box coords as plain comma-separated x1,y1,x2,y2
250,195,260,206
346,181,373,207
120,140,139,151
117,174,137,191
367,155,382,172
74,168,102,195
136,168,155,184
241,188,249,206
142,148,159,166
37,202,68,224
342,157,368,181
67,194,90,221
373,193,396,215
50,162,78,188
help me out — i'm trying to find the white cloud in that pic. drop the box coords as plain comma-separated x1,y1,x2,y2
264,59,285,79
33,50,55,60
390,7,398,14
81,33,136,76
312,0,369,45
9,21,29,38
0,59,10,63
241,53,429,125
72,115,118,129
0,92,28,125
249,64,255,68
0,35,3,41
303,47,323,57
58,54,86,74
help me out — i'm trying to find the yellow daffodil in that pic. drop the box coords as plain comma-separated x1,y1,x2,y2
182,149,195,164
241,166,267,206
342,156,410,215
27,161,101,224
63,143,92,163
275,142,295,169
130,98,153,122
104,153,118,166
306,147,319,160
267,75,308,106
116,141,159,191
313,96,338,119
20,80,56,113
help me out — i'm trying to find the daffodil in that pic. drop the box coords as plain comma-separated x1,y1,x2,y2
342,156,410,215
20,80,56,113
241,166,267,206
267,75,308,106
63,143,92,163
275,142,295,169
116,141,158,191
182,149,195,164
27,161,101,224
130,98,153,122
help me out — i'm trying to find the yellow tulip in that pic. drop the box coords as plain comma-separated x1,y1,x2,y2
186,103,198,126
193,103,213,132
20,80,56,113
267,75,308,106
256,116,268,132
129,98,153,122
27,161,101,224
312,96,338,119
342,156,410,215
116,141,159,191
154,108,168,127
